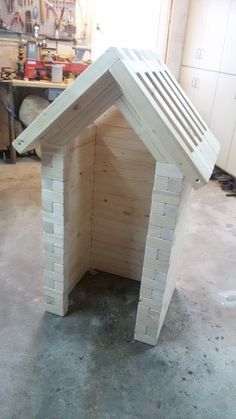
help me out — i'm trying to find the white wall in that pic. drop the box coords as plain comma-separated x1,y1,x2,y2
166,0,190,79
91,0,171,60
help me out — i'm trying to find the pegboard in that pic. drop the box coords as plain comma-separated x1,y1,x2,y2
0,0,89,40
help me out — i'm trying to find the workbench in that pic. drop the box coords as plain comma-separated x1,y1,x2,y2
0,79,68,163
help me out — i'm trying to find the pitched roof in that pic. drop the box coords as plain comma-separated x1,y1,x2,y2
13,47,219,189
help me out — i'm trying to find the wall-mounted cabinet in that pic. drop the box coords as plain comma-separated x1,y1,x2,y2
210,74,236,170
227,128,236,175
220,0,236,75
180,0,236,177
179,67,218,124
182,0,231,72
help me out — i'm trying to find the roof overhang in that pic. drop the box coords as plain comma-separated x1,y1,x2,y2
13,47,220,189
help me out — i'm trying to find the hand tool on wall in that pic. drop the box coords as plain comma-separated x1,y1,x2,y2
59,6,65,27
11,9,24,29
32,6,39,38
17,35,25,79
39,0,46,24
33,22,39,38
25,10,32,33
64,9,76,37
33,6,39,20
55,6,64,39
45,0,56,19
6,0,14,13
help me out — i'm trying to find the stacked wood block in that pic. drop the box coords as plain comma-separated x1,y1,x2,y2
12,47,219,345
135,163,192,345
41,141,67,316
40,106,192,345
41,126,96,316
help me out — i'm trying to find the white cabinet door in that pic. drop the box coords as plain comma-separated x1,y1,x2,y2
220,0,236,75
203,0,231,71
226,128,236,177
210,74,236,170
182,0,208,68
182,0,230,71
179,66,218,124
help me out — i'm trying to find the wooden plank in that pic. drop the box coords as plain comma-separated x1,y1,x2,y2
94,173,153,199
97,124,140,140
116,95,167,164
91,240,145,259
95,143,154,166
93,206,150,228
95,106,131,128
110,60,211,187
67,125,96,151
91,246,144,267
94,163,155,184
91,231,147,252
96,134,149,153
46,78,122,146
93,191,152,211
91,258,142,281
13,48,120,153
92,216,148,235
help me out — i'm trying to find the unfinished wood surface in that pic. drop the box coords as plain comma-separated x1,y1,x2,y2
13,50,122,153
40,106,195,347
65,125,96,293
91,107,156,280
21,45,219,345
13,47,219,190
134,163,192,345
41,141,68,315
41,126,96,315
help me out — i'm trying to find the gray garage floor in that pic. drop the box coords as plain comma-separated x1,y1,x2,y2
0,162,236,419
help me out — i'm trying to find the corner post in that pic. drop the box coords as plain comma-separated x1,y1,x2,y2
134,163,192,345
41,143,68,316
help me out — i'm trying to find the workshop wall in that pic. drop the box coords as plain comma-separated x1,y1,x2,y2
0,0,92,69
0,37,18,68
0,0,77,38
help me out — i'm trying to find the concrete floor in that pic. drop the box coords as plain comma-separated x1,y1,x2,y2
0,162,236,419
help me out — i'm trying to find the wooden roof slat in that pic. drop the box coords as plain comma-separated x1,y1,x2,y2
13,48,120,153
12,47,219,189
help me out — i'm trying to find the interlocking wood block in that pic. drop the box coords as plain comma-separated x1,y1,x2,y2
13,48,219,345
135,163,192,345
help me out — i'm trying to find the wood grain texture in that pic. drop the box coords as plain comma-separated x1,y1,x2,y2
91,107,156,280
134,163,192,345
64,126,96,291
41,126,96,316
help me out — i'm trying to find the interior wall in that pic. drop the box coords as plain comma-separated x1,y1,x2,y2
91,106,156,280
65,126,96,292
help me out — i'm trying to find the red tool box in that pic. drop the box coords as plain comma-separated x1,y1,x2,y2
24,59,89,80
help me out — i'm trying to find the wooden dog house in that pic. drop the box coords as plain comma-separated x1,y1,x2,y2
13,48,219,345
